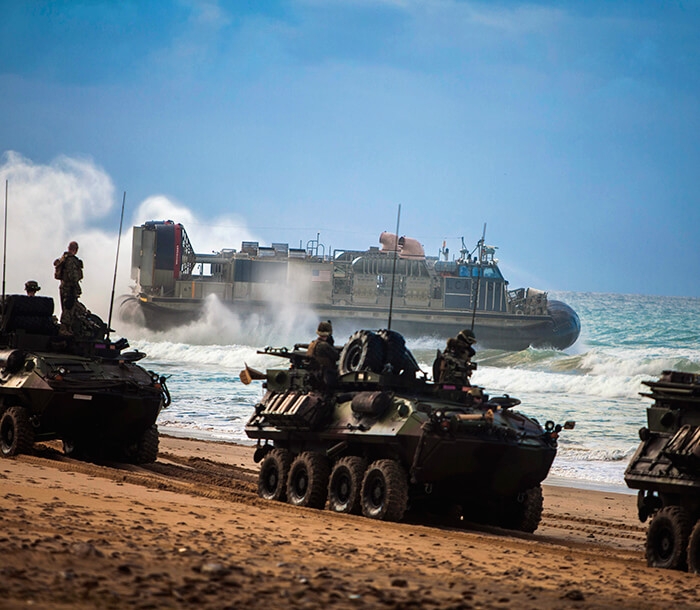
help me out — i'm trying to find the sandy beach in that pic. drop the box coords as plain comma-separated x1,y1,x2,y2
1,435,698,609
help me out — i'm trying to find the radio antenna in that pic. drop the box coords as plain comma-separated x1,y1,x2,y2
470,223,486,332
387,204,401,330
1,180,7,319
106,191,126,339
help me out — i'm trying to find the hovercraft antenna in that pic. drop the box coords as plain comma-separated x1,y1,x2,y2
387,204,401,331
106,191,126,340
470,223,486,332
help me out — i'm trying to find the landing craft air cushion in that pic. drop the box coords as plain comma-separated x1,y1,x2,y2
120,220,580,351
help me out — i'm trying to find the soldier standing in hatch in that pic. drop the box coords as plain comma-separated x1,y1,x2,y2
54,241,83,334
307,320,339,389
24,280,40,296
434,328,477,385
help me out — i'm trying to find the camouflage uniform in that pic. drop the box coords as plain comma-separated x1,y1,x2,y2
307,321,339,389
54,246,84,334
434,329,476,385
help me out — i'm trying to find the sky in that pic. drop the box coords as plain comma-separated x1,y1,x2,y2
0,0,698,310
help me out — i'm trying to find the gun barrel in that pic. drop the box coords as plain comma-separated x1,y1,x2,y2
240,364,267,385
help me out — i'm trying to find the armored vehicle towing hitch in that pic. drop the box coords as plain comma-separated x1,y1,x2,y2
243,328,573,532
625,370,700,573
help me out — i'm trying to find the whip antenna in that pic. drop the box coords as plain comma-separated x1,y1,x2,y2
106,191,126,339
1,180,7,319
470,223,486,332
387,204,401,330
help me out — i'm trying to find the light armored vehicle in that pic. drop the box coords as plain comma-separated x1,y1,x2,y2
244,330,573,531
625,370,700,572
0,294,170,463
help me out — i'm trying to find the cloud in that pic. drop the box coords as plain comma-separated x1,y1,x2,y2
0,151,119,317
0,151,261,336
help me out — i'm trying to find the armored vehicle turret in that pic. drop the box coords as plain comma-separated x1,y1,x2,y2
244,329,573,531
0,294,170,463
625,370,700,572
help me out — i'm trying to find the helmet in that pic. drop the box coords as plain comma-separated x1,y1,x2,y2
457,329,476,344
25,280,40,293
316,321,333,337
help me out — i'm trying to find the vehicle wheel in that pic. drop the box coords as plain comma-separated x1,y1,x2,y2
62,439,88,461
360,459,408,522
328,456,367,514
687,520,700,574
501,485,544,533
338,331,385,375
133,425,159,464
0,406,34,457
377,329,416,375
646,506,692,570
8,295,54,316
258,448,292,502
287,451,330,509
377,329,405,370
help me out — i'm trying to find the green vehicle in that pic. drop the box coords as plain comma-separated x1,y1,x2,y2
0,294,170,463
244,329,573,532
625,370,700,572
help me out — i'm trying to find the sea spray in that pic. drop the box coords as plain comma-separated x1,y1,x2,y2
129,291,700,491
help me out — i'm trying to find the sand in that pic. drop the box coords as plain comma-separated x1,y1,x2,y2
0,435,698,609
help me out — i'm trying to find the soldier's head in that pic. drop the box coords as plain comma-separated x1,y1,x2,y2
68,241,79,254
457,329,476,345
468,386,483,402
24,280,40,295
316,320,333,337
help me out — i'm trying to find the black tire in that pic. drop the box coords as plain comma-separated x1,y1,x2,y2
133,425,159,464
646,506,692,570
7,295,54,316
377,329,405,370
377,329,416,375
287,451,330,509
328,456,367,514
338,331,385,375
687,520,700,574
62,439,88,461
360,459,408,522
0,406,34,457
501,485,544,533
258,448,292,502
8,315,57,335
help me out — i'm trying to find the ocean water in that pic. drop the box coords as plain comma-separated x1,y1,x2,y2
123,292,700,493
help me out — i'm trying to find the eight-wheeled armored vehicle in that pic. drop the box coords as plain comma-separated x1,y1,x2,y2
244,329,573,531
625,370,700,572
0,294,170,463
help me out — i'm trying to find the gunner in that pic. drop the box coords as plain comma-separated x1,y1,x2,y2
434,328,477,385
307,320,339,388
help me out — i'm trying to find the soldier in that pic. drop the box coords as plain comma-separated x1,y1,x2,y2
24,280,40,296
54,241,84,334
433,328,477,385
307,320,339,388
467,385,484,406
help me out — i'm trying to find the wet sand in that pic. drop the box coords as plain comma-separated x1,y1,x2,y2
0,435,698,609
